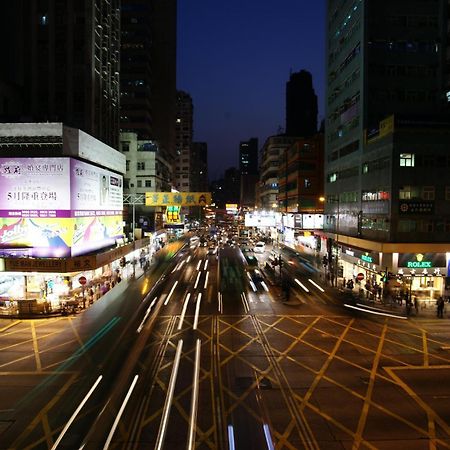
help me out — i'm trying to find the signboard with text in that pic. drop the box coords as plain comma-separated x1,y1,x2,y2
145,192,211,206
398,253,446,269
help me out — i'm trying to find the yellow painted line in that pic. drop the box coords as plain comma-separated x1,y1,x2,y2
42,413,53,449
385,367,450,439
30,321,42,372
0,371,76,375
423,330,429,367
0,320,21,332
428,411,437,450
11,373,78,450
353,323,387,449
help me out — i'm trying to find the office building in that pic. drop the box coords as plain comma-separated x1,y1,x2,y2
174,90,194,191
324,0,450,302
286,70,318,137
239,138,259,208
0,1,121,149
191,142,208,192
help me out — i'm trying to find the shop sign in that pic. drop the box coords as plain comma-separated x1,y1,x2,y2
341,246,379,265
398,201,434,215
361,254,373,263
5,258,66,272
66,256,96,272
145,192,211,206
398,253,446,269
96,242,134,267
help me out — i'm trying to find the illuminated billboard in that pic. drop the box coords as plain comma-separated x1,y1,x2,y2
0,157,123,256
245,213,276,227
146,192,211,206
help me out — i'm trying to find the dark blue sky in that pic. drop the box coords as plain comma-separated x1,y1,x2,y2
176,1,326,180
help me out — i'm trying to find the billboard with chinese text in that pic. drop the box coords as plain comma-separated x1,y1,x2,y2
145,192,211,206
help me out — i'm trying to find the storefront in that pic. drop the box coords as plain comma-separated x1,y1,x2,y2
395,252,447,309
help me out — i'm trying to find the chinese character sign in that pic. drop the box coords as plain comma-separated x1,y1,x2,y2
146,192,211,206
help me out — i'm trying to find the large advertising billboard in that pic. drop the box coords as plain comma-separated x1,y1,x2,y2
0,157,123,257
145,192,211,206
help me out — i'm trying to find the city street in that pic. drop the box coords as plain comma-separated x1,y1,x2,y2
1,243,450,449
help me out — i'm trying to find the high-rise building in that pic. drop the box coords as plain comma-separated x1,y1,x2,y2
0,1,121,149
285,70,318,137
239,138,259,208
120,0,177,165
174,90,193,191
191,142,208,192
325,0,450,299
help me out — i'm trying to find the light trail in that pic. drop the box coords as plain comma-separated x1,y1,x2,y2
295,278,310,293
178,293,191,330
186,255,191,263
228,425,236,450
344,303,407,319
136,296,158,333
260,281,269,292
263,424,275,450
203,259,208,270
203,272,209,289
249,280,257,292
51,376,103,450
164,281,178,305
308,278,325,292
187,339,202,450
196,260,201,271
103,375,139,450
155,340,184,450
193,293,202,330
193,272,201,289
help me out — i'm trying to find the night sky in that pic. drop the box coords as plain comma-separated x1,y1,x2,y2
177,0,326,180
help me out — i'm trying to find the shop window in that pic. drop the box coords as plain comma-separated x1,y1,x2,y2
400,153,415,167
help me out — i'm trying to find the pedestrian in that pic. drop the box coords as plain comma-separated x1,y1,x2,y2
406,299,412,316
437,296,445,318
414,297,419,315
342,278,346,289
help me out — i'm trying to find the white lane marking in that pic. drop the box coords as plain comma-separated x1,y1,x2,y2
241,292,250,313
203,259,208,270
186,255,192,263
228,424,236,450
308,278,325,292
218,292,223,313
194,272,201,289
295,278,310,293
249,280,257,292
178,293,191,330
263,423,275,450
137,297,158,333
345,303,407,319
203,272,209,289
164,281,179,305
103,375,139,450
187,339,202,450
155,340,184,450
51,376,103,450
193,293,202,330
196,260,202,271
260,281,269,292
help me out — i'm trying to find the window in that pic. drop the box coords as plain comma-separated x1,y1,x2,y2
362,163,369,174
398,220,417,232
400,153,415,167
422,186,435,200
121,141,130,152
39,14,48,26
137,180,142,188
304,179,311,188
137,162,145,170
145,180,152,188
126,160,130,171
399,185,419,200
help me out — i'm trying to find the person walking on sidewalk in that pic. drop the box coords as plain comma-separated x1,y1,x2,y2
437,296,445,318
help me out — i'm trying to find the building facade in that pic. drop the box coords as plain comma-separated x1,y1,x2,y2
0,0,121,149
174,90,194,191
324,0,450,304
258,135,300,211
191,142,208,192
239,138,259,209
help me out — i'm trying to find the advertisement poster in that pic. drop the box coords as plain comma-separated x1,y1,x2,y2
0,158,70,216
